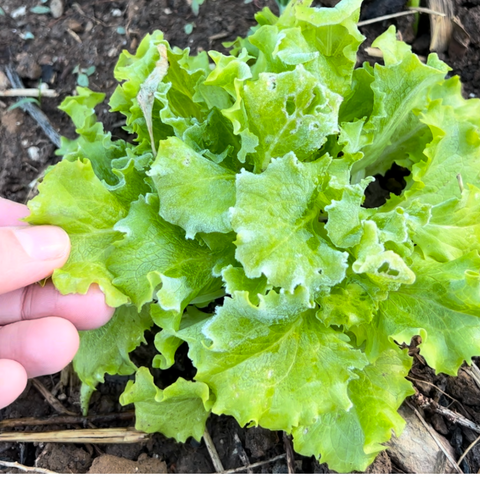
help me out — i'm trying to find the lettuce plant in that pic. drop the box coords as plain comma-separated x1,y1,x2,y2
26,0,480,472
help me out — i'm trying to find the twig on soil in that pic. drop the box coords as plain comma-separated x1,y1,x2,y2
407,376,472,422
414,392,480,435
203,429,225,473
283,432,295,474
31,378,77,417
209,31,230,42
406,400,463,474
0,428,149,444
357,7,446,27
0,411,135,429
0,460,58,474
4,66,61,148
0,88,58,98
427,0,454,53
66,28,83,44
464,363,480,390
57,364,81,407
72,2,109,27
406,376,461,406
222,454,287,474
233,432,252,473
457,434,480,468
410,6,448,15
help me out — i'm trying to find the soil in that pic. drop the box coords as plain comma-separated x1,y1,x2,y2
1,0,480,474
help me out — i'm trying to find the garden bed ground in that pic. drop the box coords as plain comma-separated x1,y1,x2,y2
1,0,480,474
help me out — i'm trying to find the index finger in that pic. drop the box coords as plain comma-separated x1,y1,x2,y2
0,225,70,295
0,198,30,227
0,282,114,330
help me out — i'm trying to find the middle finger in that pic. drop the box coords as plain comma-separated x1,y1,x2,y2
0,282,115,330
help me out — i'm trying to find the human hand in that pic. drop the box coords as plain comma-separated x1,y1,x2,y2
0,197,114,409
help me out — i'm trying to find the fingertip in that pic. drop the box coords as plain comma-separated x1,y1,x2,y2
0,198,30,227
77,284,116,330
26,317,80,378
0,359,28,409
0,317,80,378
38,317,80,372
0,226,71,295
43,283,115,331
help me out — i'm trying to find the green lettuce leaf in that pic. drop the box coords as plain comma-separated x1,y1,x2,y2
413,186,480,263
121,367,213,442
289,0,364,96
317,273,383,329
159,47,211,122
27,159,129,307
57,87,127,185
232,152,348,293
108,194,222,311
149,137,236,238
204,49,252,100
74,304,153,388
351,27,449,180
179,288,368,432
406,100,480,207
324,179,372,249
221,265,269,303
222,65,342,171
339,63,374,123
241,0,364,97
74,304,153,414
182,108,242,171
292,348,414,473
351,220,415,289
363,252,480,375
152,306,210,370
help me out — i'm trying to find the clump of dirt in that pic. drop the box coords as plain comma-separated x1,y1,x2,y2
87,453,167,474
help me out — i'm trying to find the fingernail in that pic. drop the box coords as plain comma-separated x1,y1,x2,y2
14,226,70,261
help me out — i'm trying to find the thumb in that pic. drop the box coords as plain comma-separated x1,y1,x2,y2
0,226,70,295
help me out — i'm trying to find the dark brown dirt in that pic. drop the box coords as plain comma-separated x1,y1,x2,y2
2,0,480,474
